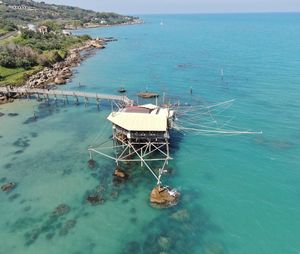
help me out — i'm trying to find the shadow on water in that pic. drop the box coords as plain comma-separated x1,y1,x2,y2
253,135,294,151
23,101,62,124
22,98,111,125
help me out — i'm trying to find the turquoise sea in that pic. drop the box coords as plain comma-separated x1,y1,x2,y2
1,13,300,253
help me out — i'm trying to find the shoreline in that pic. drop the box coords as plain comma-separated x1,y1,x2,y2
66,19,143,30
0,37,114,105
24,38,109,89
0,20,143,105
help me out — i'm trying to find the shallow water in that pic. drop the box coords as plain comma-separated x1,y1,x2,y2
1,13,300,254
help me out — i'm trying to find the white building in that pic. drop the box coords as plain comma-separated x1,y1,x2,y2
62,30,71,36
27,24,36,31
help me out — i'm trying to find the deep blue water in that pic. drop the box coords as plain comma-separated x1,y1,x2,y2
1,13,300,254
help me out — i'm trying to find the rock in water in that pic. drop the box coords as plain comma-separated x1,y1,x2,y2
113,168,128,179
1,182,16,192
150,186,180,207
54,77,66,84
88,159,95,169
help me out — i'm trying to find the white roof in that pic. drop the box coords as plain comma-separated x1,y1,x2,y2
140,103,158,110
107,111,167,132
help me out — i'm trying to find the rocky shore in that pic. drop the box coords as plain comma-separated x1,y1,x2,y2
0,38,113,104
25,38,108,89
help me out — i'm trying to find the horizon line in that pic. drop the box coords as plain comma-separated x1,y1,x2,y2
125,11,300,16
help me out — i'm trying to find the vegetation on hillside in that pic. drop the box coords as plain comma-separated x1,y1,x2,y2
0,28,91,86
1,30,91,68
0,0,140,86
0,0,139,28
0,19,18,35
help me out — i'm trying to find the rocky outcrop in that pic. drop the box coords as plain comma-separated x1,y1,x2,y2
0,94,16,105
24,39,107,89
113,167,128,179
150,186,180,207
54,77,66,85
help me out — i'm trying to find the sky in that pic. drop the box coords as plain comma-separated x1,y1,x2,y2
42,0,300,14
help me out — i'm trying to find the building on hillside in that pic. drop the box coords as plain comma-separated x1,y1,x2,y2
62,30,71,36
37,26,48,34
8,5,34,11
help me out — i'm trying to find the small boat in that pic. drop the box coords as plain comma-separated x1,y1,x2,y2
118,87,126,93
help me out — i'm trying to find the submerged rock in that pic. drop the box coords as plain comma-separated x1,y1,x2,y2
8,113,19,117
9,193,20,201
86,194,104,205
13,137,30,148
123,241,141,254
150,186,180,207
4,163,12,169
59,220,76,236
64,219,76,229
30,132,38,138
109,190,119,200
170,209,190,222
1,182,16,192
130,207,136,214
23,206,31,212
95,185,105,194
88,159,96,169
158,236,171,250
0,112,5,117
51,204,71,217
45,232,55,240
0,177,7,183
204,242,224,254
130,217,138,224
24,228,40,246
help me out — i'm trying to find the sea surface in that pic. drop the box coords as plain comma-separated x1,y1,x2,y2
1,13,300,254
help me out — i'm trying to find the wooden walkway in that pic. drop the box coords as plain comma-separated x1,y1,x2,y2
0,87,133,105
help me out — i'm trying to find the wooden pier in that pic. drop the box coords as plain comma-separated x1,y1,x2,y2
0,87,133,105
